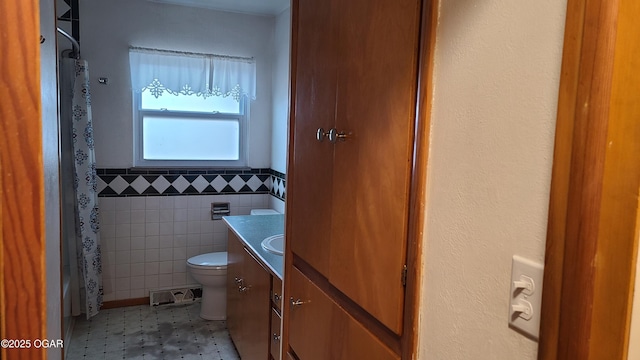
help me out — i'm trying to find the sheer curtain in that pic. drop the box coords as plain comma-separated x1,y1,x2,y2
129,47,256,100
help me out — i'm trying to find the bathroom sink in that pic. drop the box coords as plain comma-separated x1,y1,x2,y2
261,234,284,256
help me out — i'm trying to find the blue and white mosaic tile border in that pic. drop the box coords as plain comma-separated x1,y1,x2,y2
97,168,286,199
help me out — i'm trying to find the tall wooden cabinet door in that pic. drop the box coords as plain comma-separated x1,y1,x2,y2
329,0,422,334
288,0,339,277
241,248,271,360
226,232,244,347
288,267,333,360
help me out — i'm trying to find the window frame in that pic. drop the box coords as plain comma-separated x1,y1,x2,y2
132,92,248,168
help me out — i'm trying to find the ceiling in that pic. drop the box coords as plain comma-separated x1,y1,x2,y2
148,0,290,16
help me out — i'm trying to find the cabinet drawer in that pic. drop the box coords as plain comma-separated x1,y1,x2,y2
289,267,399,360
270,308,282,360
272,276,283,313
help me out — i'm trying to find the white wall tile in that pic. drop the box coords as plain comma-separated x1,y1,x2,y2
115,290,130,300
172,260,186,273
186,234,199,247
173,235,187,247
115,197,131,210
174,221,187,235
131,210,145,224
145,262,159,275
145,275,159,290
115,264,130,278
115,278,131,291
115,224,131,238
187,246,201,258
188,196,201,209
101,224,116,239
158,274,173,288
160,197,174,209
159,222,174,235
130,197,146,210
146,222,160,236
145,249,159,262
131,236,145,250
173,247,186,260
115,210,131,224
131,223,146,237
100,197,115,211
172,272,187,286
160,209,173,222
130,289,145,298
239,195,252,207
174,197,188,209
201,221,214,233
146,210,159,223
131,249,145,263
115,250,131,264
145,236,159,248
159,261,173,274
131,276,145,290
174,209,188,222
159,248,173,261
159,235,173,248
145,197,160,209
131,263,145,277
115,237,130,251
202,244,216,253
187,221,200,234
101,211,116,225
187,208,200,221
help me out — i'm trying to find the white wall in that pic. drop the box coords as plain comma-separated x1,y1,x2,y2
270,7,290,175
81,0,275,168
418,0,567,358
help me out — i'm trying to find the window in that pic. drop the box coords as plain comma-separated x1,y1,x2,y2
129,47,256,167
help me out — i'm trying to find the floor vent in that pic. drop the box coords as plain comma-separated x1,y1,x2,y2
149,287,202,306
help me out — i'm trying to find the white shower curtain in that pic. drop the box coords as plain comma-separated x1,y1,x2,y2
61,58,103,319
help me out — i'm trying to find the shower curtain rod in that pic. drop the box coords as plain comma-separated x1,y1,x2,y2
56,27,80,59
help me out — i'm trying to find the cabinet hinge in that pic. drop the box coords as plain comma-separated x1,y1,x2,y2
401,265,408,287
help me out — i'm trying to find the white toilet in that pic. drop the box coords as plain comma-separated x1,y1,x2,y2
186,252,227,320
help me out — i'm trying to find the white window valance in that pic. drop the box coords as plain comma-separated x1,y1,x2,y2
129,47,256,100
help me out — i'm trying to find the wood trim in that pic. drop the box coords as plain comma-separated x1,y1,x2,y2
281,0,298,357
539,0,640,358
402,0,436,358
101,297,150,309
0,1,47,359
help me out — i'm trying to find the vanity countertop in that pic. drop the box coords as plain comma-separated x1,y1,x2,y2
222,214,285,279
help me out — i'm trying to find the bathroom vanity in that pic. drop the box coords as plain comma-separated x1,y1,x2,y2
223,214,284,360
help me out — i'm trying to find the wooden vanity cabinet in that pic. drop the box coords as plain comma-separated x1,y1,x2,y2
226,231,271,360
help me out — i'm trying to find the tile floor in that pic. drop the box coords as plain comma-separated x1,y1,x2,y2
65,303,240,360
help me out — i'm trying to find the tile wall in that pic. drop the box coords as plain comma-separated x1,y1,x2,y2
100,193,269,301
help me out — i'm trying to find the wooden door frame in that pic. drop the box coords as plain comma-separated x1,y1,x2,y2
538,0,640,358
0,1,48,359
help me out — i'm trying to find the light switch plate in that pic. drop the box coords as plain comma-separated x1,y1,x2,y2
509,255,544,340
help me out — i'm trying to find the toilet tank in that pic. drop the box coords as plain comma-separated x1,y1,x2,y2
250,209,279,215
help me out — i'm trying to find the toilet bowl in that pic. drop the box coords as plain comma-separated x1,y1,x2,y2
186,252,227,320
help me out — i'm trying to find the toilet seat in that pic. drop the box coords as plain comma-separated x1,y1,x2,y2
187,252,227,270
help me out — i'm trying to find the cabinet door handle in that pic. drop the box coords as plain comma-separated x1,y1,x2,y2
316,128,326,142
327,128,349,143
290,297,308,308
273,293,281,301
239,286,249,293
273,333,281,342
234,277,243,286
